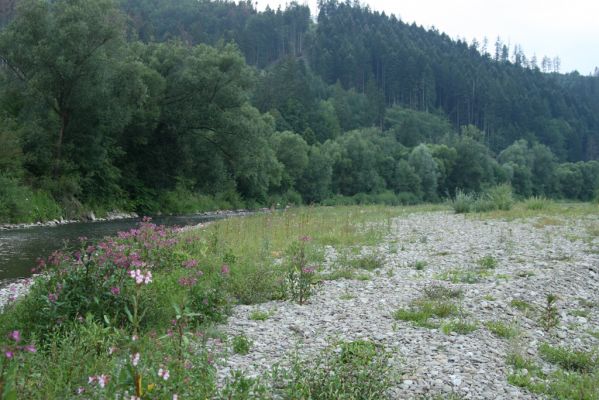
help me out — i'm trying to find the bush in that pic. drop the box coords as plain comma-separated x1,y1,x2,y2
524,196,552,210
451,185,513,214
451,189,474,213
0,175,62,223
485,184,514,211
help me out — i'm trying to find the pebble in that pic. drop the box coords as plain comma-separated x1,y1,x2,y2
208,211,599,399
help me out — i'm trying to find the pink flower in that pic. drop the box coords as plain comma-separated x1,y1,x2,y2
4,350,14,359
183,259,198,269
77,387,85,394
48,293,58,303
108,346,117,355
173,395,178,400
158,368,170,381
110,287,121,296
88,376,96,384
97,374,109,388
300,235,312,242
23,345,36,353
220,264,230,275
302,266,316,274
8,330,21,343
130,352,140,366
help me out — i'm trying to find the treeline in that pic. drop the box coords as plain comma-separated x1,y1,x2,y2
0,0,598,222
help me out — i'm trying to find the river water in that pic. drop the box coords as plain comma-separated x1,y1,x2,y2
0,214,228,286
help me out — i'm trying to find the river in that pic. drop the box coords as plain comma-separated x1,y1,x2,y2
0,213,231,286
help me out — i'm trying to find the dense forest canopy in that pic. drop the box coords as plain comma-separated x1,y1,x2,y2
0,0,598,222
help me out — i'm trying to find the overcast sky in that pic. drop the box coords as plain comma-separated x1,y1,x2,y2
255,0,599,75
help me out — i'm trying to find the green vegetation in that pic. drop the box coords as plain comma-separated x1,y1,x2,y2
441,320,478,335
0,206,413,398
484,321,518,339
1,0,599,223
477,255,498,269
435,267,492,284
393,285,462,328
249,310,272,321
273,340,396,399
508,346,599,399
232,334,252,355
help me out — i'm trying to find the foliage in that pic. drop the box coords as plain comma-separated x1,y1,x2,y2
273,340,395,399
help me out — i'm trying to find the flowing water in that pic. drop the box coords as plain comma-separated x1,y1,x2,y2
0,214,228,286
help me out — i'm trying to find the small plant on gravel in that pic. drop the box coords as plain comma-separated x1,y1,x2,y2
394,285,464,328
538,343,598,373
273,340,395,399
441,320,477,335
510,299,532,312
232,334,252,355
249,310,271,321
477,255,498,269
422,284,463,300
540,294,559,331
350,254,384,271
485,321,518,339
409,260,428,270
482,294,496,301
285,236,317,305
435,267,489,284
515,270,535,278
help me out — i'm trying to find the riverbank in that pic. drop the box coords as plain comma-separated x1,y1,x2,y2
0,204,597,398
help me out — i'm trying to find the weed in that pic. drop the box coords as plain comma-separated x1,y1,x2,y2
350,254,384,271
441,320,477,335
273,340,395,399
516,270,535,278
477,255,498,269
409,260,428,270
524,196,552,211
510,299,532,312
571,309,590,318
339,292,356,301
541,294,559,331
249,310,271,321
482,294,496,301
393,299,458,328
422,285,464,300
485,321,518,339
232,334,252,355
538,343,597,373
435,268,490,284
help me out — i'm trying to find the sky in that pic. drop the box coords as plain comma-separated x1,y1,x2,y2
255,0,599,74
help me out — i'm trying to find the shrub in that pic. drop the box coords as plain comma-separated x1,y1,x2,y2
232,334,252,355
524,196,552,210
451,189,474,213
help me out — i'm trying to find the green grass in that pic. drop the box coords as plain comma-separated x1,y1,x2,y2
477,255,498,269
508,347,599,399
435,267,491,284
409,260,428,270
510,299,533,311
249,310,271,321
232,334,252,355
393,286,462,328
538,343,597,373
349,254,384,270
272,340,396,399
484,320,518,339
441,320,477,335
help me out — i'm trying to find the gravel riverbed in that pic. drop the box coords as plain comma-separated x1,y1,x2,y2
212,211,599,399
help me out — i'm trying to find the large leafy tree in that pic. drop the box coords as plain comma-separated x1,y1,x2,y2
0,0,132,199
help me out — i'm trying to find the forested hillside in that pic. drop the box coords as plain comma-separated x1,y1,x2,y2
1,0,598,222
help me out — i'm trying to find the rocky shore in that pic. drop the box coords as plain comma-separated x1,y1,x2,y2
0,211,140,231
212,211,599,399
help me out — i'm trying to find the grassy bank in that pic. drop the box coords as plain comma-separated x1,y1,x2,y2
0,205,440,398
2,202,597,398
